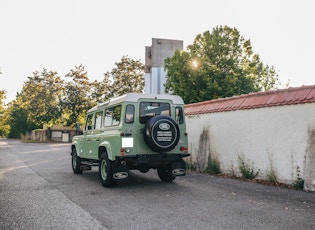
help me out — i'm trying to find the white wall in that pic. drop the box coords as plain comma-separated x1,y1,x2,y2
186,103,315,191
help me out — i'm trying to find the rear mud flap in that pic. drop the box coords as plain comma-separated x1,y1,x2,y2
112,162,129,180
171,160,186,176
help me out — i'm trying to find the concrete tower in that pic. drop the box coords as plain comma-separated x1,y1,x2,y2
144,38,183,94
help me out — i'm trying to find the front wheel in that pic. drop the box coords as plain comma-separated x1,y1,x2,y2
72,148,83,174
99,151,115,187
157,164,175,182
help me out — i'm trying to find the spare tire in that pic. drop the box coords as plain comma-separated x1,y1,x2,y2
144,115,180,152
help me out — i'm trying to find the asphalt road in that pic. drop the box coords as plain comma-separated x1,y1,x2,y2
0,139,314,230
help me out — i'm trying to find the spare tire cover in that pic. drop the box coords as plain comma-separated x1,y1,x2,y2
144,115,180,152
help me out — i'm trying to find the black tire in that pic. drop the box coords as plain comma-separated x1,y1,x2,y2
72,148,83,174
144,115,180,152
99,151,115,187
157,164,175,182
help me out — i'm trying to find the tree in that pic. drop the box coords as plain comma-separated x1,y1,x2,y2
7,98,29,138
0,107,10,137
111,56,145,97
252,57,281,91
0,69,5,109
164,26,280,104
91,72,113,103
19,69,64,128
62,64,92,126
0,78,5,112
0,73,10,136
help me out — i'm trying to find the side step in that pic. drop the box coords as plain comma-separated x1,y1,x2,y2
80,160,99,166
80,160,98,171
80,165,92,171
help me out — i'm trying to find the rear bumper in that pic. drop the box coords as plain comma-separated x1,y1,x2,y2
115,153,190,164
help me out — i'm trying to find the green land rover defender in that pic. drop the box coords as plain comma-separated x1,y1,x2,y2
71,93,190,187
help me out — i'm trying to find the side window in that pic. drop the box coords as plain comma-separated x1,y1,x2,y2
112,106,121,126
104,105,122,127
104,109,112,127
85,114,94,131
175,107,184,124
125,104,134,123
94,111,103,129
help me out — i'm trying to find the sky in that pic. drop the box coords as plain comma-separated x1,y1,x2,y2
1,0,314,103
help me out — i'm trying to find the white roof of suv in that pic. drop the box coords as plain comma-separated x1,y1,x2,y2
88,93,184,113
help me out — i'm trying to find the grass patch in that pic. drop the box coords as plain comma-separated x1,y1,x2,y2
293,166,304,190
204,159,220,174
238,155,259,179
266,168,278,184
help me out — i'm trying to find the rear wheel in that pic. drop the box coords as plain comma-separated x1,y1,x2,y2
157,164,175,182
72,148,82,174
99,151,115,187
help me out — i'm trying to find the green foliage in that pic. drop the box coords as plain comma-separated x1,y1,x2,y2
60,58,144,126
293,178,304,190
165,25,281,104
0,90,10,136
91,73,113,103
62,64,93,126
0,90,5,104
3,55,144,133
0,90,5,111
293,166,304,190
205,159,221,174
238,155,259,179
266,169,278,184
7,99,29,138
111,56,145,97
19,69,64,128
255,64,281,91
90,56,144,104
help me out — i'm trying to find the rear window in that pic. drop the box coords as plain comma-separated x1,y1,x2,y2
139,102,170,124
175,107,184,124
125,104,135,123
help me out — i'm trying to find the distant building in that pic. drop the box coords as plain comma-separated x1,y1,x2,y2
144,38,183,94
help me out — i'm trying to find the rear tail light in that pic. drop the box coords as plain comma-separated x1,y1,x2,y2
120,148,131,156
180,146,188,152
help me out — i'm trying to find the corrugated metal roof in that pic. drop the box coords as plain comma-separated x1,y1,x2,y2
184,85,315,115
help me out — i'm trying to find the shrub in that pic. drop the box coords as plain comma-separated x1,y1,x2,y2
266,168,278,184
293,166,304,190
238,155,259,179
205,159,220,174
